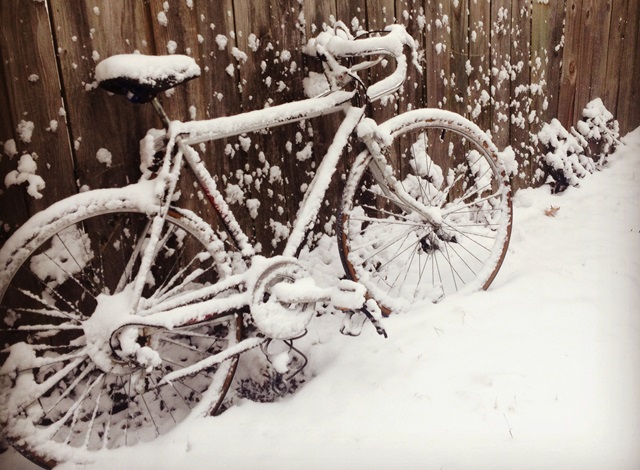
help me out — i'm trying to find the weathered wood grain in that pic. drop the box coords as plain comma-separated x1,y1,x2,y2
0,0,638,250
468,0,492,134
530,0,566,185
616,0,640,134
0,0,76,243
49,0,154,192
489,0,512,151
509,0,532,189
558,0,583,128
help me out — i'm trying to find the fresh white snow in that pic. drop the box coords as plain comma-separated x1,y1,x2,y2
2,128,639,469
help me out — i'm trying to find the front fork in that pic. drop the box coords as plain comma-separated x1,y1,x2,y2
358,119,443,228
129,139,186,311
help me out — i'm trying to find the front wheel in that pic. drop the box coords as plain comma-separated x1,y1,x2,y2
0,186,241,467
338,110,513,313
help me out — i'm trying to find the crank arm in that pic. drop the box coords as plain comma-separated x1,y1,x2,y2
270,278,368,310
160,337,267,384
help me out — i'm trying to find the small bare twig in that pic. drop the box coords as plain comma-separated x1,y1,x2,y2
503,413,514,439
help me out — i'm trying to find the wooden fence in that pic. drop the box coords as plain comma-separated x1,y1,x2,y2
1,0,638,251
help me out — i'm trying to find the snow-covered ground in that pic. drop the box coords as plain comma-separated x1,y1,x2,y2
3,128,639,469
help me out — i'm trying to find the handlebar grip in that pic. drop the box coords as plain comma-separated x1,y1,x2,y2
306,24,420,102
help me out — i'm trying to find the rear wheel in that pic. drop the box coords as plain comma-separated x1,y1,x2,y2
338,111,512,313
0,188,241,467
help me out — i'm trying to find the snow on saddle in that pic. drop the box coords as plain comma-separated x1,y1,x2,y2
95,54,201,103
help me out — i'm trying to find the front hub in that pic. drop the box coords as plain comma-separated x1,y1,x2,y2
82,289,155,375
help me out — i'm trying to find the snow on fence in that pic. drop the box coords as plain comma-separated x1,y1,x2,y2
0,0,638,252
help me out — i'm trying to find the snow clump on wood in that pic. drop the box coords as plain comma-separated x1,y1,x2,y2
4,153,45,199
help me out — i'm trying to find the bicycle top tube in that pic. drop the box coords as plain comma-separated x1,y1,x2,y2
170,89,355,146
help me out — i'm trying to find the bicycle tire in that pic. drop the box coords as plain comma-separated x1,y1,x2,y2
338,110,512,313
0,186,241,467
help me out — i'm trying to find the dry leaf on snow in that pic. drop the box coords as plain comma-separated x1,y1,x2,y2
545,206,560,217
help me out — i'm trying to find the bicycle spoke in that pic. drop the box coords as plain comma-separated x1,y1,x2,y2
159,336,210,356
139,394,161,438
351,224,420,264
386,242,420,297
115,218,151,293
3,306,82,323
147,376,179,425
413,247,433,300
8,280,85,320
7,348,87,375
348,214,428,228
356,202,419,223
45,370,105,442
441,237,480,276
1,201,240,461
369,231,421,276
51,230,102,298
82,374,107,449
10,322,82,333
440,219,495,248
340,120,511,309
42,363,96,417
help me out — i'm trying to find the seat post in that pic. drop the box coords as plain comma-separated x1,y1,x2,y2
151,97,172,129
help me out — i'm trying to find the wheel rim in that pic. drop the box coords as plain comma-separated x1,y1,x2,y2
0,208,240,464
340,123,512,312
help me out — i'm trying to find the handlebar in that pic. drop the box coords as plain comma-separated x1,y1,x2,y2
305,24,421,102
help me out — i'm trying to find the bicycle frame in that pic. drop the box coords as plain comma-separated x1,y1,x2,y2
122,82,446,335
114,89,362,329
0,24,515,464
105,24,438,362
172,90,361,258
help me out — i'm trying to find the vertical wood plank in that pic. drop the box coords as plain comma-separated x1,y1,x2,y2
587,0,613,104
629,17,640,134
602,0,628,119
424,0,449,110
368,0,396,31
146,0,217,120
509,0,532,189
468,0,492,134
557,0,583,128
448,0,469,119
530,0,566,185
230,0,309,253
369,0,399,123
394,0,426,113
490,0,512,150
301,0,337,36
572,0,596,121
337,0,368,33
616,0,640,134
0,0,76,243
531,0,565,124
145,0,244,234
49,0,155,192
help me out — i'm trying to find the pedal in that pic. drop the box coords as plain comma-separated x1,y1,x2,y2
340,310,368,336
331,279,367,310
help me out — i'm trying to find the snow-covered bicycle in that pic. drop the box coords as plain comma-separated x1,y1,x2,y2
0,23,512,467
